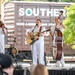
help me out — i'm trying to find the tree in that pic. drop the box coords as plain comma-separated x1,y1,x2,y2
48,0,75,2
62,0,75,2
63,3,75,50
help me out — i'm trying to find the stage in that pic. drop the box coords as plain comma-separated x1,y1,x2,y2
47,64,75,75
13,62,75,75
48,69,75,75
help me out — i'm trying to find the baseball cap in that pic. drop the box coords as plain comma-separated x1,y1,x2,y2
0,53,13,69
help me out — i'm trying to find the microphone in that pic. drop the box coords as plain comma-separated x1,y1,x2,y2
36,24,38,26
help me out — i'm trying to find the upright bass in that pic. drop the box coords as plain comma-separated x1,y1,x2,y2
53,18,62,60
55,28,62,60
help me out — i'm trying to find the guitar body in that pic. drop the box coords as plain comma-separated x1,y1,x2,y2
26,32,39,44
26,29,51,44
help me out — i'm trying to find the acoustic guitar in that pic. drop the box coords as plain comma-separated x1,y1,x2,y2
26,29,50,44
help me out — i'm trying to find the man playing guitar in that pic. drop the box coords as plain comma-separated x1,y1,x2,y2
27,19,46,65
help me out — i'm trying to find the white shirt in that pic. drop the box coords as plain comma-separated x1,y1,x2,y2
29,25,46,37
58,14,65,23
0,28,4,37
0,28,3,34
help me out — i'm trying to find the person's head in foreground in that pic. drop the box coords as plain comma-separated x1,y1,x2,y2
0,53,14,75
32,64,48,75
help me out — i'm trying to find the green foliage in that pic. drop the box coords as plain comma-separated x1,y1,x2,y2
63,3,75,49
71,45,75,50
62,0,75,2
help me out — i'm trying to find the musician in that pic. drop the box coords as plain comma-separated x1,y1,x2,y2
50,10,65,67
28,19,46,65
56,10,65,31
0,21,6,53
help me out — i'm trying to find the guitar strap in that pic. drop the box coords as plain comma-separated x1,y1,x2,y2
38,26,42,37
39,26,42,32
32,25,36,32
32,25,42,33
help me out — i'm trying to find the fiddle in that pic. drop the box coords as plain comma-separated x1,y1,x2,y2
0,21,6,34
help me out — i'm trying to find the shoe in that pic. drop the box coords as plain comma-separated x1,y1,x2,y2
53,64,61,67
62,64,65,67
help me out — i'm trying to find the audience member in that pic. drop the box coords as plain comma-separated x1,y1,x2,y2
0,53,14,75
32,64,48,75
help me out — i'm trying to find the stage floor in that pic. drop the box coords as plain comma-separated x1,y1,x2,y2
13,62,75,75
13,62,75,70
